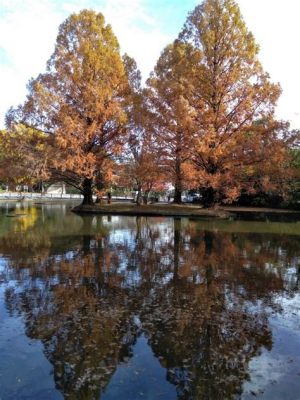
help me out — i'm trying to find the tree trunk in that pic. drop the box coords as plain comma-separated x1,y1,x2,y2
201,187,217,208
95,172,104,204
95,196,102,204
136,184,142,206
174,156,182,204
81,178,94,205
174,184,182,204
143,190,150,204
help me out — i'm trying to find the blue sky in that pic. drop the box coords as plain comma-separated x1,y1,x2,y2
0,0,299,129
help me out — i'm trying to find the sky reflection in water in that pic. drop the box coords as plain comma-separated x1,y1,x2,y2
0,201,299,400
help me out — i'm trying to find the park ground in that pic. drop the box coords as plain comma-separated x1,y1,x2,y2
72,202,300,219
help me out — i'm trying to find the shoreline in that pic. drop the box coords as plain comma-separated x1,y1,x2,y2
72,203,300,219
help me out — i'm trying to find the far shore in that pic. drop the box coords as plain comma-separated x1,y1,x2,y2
72,202,300,219
1,196,298,219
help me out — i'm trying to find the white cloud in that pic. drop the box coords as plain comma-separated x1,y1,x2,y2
0,0,299,129
237,0,300,128
99,0,170,81
0,0,62,125
0,0,171,127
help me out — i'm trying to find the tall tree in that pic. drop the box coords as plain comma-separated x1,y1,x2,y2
6,10,130,205
146,41,196,203
0,125,49,190
120,132,165,205
121,55,165,205
178,0,297,206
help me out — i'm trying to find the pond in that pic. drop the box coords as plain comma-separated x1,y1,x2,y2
0,201,299,399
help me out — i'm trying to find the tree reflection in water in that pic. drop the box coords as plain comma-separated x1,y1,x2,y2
1,207,299,399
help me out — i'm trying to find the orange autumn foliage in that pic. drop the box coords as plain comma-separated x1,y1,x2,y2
146,41,196,203
177,0,298,205
6,10,131,204
120,55,166,204
4,2,298,206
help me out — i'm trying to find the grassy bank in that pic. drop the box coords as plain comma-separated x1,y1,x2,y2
72,202,300,219
72,203,233,218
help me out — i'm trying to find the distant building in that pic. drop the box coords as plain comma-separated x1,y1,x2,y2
46,182,66,195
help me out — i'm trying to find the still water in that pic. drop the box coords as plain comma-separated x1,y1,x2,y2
0,201,299,400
